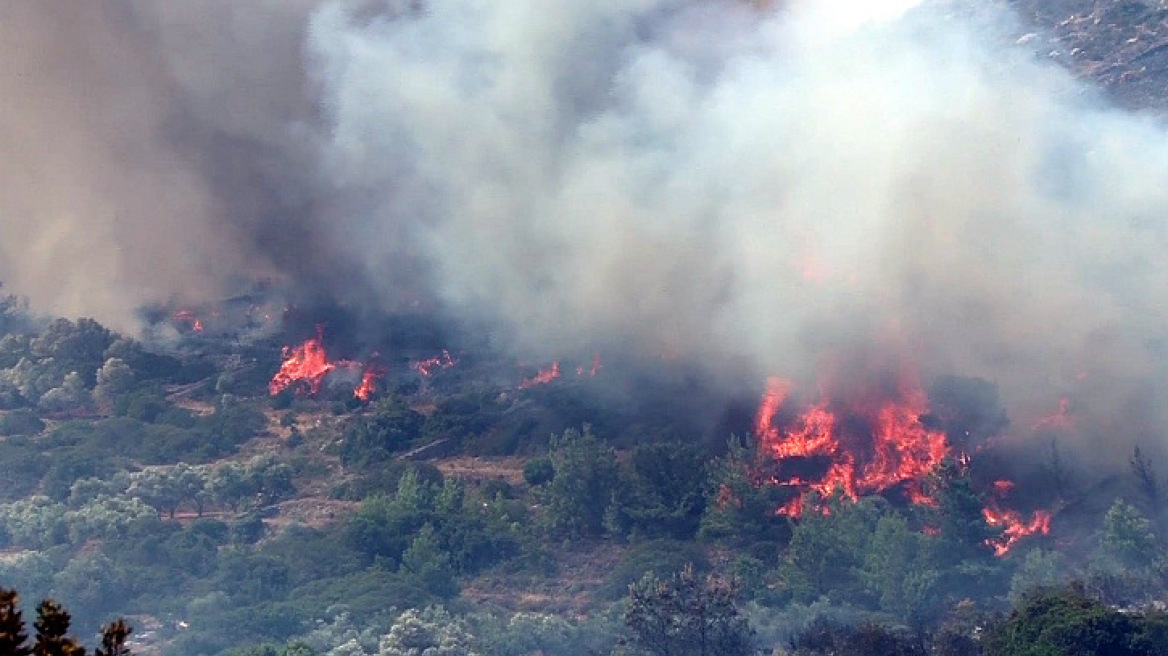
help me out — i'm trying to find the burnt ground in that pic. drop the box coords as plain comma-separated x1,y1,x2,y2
1010,0,1168,110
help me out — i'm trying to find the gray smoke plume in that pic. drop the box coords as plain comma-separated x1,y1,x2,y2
2,0,1167,454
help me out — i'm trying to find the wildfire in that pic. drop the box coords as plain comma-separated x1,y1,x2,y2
269,330,381,400
982,480,1052,556
520,361,561,389
1032,397,1073,431
269,334,335,396
753,377,1052,555
576,353,603,377
172,310,204,333
754,375,947,515
412,350,457,376
354,366,382,401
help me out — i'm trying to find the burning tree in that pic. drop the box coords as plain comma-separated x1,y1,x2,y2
748,372,1052,557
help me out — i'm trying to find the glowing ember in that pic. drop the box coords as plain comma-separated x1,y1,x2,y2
983,480,1052,556
270,333,335,396
172,310,205,333
575,353,602,377
412,350,457,376
754,375,947,515
1032,397,1073,431
354,365,383,401
520,362,560,389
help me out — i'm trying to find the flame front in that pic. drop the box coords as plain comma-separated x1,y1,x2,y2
354,367,380,401
270,334,335,396
755,376,947,514
983,480,1052,556
270,330,380,400
412,350,457,376
753,376,1051,555
520,362,560,389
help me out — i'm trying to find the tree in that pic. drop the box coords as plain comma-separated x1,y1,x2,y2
789,618,925,656
861,512,938,622
30,318,114,385
623,565,754,656
779,495,884,606
399,524,458,598
606,442,709,540
1087,498,1165,604
37,373,90,413
93,360,134,407
0,589,32,656
377,607,479,656
32,600,85,656
698,436,791,545
984,584,1167,656
540,427,620,538
93,620,130,656
0,589,132,656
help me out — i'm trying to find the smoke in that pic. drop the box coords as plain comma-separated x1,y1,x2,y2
0,0,355,328
2,0,1167,454
309,1,1167,423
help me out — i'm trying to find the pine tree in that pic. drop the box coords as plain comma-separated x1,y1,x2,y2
32,600,85,656
0,588,33,656
624,565,754,656
93,620,131,656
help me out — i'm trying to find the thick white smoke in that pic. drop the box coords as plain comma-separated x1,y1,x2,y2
2,0,1166,449
308,0,1168,425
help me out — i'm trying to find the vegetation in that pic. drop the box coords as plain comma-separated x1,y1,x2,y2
0,294,1165,656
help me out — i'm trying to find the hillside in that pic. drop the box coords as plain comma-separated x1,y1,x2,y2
1013,0,1168,109
1,2,1168,656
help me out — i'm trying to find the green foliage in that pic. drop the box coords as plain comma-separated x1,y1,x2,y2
399,524,459,599
860,512,937,622
789,618,925,656
984,584,1168,656
597,540,710,602
606,441,708,540
343,469,523,579
779,496,885,606
0,409,45,436
539,427,620,538
1086,498,1166,604
521,458,554,487
698,437,791,546
0,587,131,656
379,606,480,656
469,610,618,656
31,318,115,386
1009,549,1067,604
623,564,755,656
340,397,425,467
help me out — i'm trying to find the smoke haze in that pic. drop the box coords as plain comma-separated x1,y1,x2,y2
2,0,1167,451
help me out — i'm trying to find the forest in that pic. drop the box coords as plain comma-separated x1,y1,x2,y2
0,290,1165,656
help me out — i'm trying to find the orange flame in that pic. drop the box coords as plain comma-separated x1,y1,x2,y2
1032,397,1073,431
270,333,335,396
412,350,457,376
520,362,560,389
982,479,1052,556
754,376,947,515
270,330,381,399
172,310,205,333
354,367,381,401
